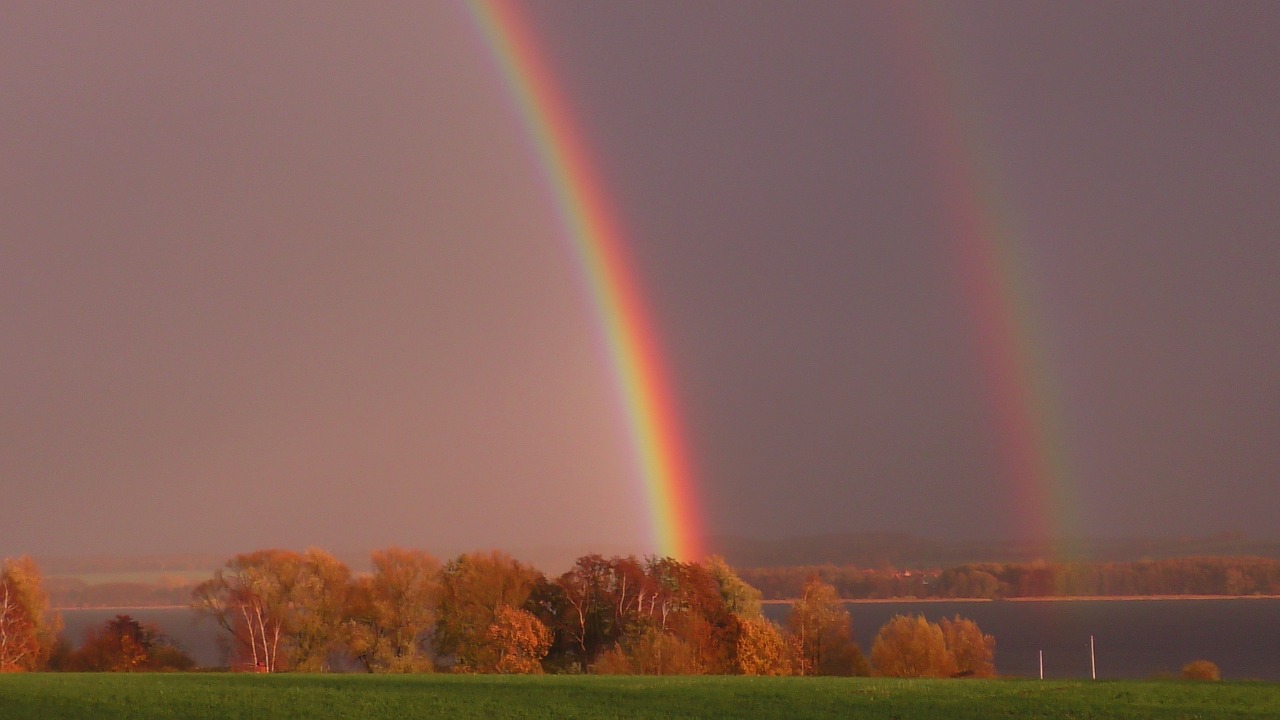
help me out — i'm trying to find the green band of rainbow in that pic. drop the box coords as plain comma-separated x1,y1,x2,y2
467,0,703,560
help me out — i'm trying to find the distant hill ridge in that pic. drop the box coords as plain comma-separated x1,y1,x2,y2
708,532,1280,569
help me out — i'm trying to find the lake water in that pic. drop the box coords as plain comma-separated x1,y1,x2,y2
62,598,1280,679
765,598,1280,680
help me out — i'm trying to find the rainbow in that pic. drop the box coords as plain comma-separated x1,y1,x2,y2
465,0,703,560
888,4,1077,555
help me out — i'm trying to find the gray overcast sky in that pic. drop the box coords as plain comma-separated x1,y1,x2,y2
2,1,1277,562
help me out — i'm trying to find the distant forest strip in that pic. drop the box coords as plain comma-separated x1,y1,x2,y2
739,557,1280,600
709,532,1280,569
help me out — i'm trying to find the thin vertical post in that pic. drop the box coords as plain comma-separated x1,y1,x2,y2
1090,635,1096,680
1039,650,1044,680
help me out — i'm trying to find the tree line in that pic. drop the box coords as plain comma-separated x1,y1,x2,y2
187,547,995,676
1,550,994,677
739,556,1280,599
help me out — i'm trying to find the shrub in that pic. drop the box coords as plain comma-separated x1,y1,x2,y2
483,606,552,674
733,615,796,676
870,614,955,678
590,628,702,675
1180,660,1221,681
939,615,996,678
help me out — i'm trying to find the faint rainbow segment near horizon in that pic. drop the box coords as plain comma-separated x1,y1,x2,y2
889,4,1078,555
466,0,704,561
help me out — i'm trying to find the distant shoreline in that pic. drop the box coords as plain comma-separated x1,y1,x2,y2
761,594,1280,604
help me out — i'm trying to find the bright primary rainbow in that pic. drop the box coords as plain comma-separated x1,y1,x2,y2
466,0,703,560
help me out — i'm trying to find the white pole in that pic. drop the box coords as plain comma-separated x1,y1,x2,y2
1090,635,1096,680
1039,650,1044,680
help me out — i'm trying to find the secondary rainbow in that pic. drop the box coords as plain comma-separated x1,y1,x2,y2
466,0,703,560
888,5,1078,555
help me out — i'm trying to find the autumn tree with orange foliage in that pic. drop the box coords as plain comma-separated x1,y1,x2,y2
592,625,703,675
732,614,796,675
551,556,742,675
0,556,59,672
706,557,796,675
653,558,738,673
706,555,762,618
870,614,995,678
77,615,149,671
939,615,996,677
871,614,973,678
0,582,39,672
193,549,297,672
485,605,552,673
1180,659,1221,681
786,576,867,676
193,548,352,672
61,614,195,672
871,614,954,677
289,548,353,671
539,554,623,672
434,550,542,672
347,547,440,673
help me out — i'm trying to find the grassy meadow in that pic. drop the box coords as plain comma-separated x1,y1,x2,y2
1,674,1277,720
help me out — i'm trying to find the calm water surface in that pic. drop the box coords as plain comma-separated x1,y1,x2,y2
63,599,1280,679
768,598,1280,680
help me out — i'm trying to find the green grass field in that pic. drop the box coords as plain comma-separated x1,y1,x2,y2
1,674,1276,720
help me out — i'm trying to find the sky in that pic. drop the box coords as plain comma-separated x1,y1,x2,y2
2,1,1277,564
